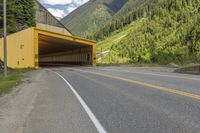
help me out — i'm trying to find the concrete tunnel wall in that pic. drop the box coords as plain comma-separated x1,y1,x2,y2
39,47,93,66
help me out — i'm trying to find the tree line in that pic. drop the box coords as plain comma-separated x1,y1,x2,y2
96,0,200,64
0,0,35,37
91,0,199,40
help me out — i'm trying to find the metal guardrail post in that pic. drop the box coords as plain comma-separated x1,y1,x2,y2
3,0,8,77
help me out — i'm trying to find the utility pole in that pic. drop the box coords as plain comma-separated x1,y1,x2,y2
3,0,8,77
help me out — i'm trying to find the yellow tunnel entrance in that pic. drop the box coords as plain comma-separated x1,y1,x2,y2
0,28,96,69
35,28,96,67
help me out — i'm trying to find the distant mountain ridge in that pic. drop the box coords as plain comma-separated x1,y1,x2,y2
62,0,200,65
95,0,200,64
61,0,128,37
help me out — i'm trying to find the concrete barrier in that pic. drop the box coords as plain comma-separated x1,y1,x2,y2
175,65,200,75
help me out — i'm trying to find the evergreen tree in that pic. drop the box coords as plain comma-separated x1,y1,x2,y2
96,0,200,64
0,0,35,37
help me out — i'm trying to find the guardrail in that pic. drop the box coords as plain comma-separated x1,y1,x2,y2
175,65,200,75
0,60,4,70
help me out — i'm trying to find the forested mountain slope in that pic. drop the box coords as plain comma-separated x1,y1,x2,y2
61,0,128,37
0,0,35,37
96,0,200,64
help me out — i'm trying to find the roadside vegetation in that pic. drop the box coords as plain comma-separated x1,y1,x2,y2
0,69,32,96
94,0,200,65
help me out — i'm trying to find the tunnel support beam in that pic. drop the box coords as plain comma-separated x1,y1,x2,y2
34,30,39,68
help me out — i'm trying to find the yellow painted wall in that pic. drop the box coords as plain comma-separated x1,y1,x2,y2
0,27,96,68
92,44,97,67
0,28,35,68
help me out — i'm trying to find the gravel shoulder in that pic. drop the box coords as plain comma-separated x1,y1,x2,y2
0,69,97,133
0,70,45,133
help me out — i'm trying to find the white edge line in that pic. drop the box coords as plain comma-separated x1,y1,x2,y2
55,72,107,133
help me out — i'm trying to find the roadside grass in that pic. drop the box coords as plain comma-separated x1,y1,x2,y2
0,69,33,96
97,63,121,67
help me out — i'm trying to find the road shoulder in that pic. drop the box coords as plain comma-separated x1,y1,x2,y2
0,70,44,133
0,69,97,133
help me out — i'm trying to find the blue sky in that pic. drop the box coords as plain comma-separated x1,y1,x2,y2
38,0,89,19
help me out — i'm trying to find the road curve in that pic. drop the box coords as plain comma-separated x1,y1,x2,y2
4,67,198,133
48,67,200,133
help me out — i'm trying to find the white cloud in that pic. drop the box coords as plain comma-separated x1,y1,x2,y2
47,8,66,19
67,6,76,13
41,0,89,5
73,0,89,5
41,0,72,5
40,0,90,18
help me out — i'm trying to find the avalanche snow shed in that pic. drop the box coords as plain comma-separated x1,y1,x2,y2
0,28,96,68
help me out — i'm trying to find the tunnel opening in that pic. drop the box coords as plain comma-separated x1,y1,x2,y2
38,34,94,67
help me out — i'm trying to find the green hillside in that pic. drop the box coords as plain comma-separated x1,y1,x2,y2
96,0,200,65
0,0,35,37
61,0,128,37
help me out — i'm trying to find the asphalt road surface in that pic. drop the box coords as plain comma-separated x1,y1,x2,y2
1,67,200,133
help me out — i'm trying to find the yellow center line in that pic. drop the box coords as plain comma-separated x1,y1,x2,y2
75,69,200,101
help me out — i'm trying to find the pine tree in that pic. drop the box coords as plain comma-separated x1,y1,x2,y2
0,0,35,37
15,0,35,30
0,0,17,36
96,0,200,64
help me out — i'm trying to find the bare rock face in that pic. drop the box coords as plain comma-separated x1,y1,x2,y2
167,63,179,68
